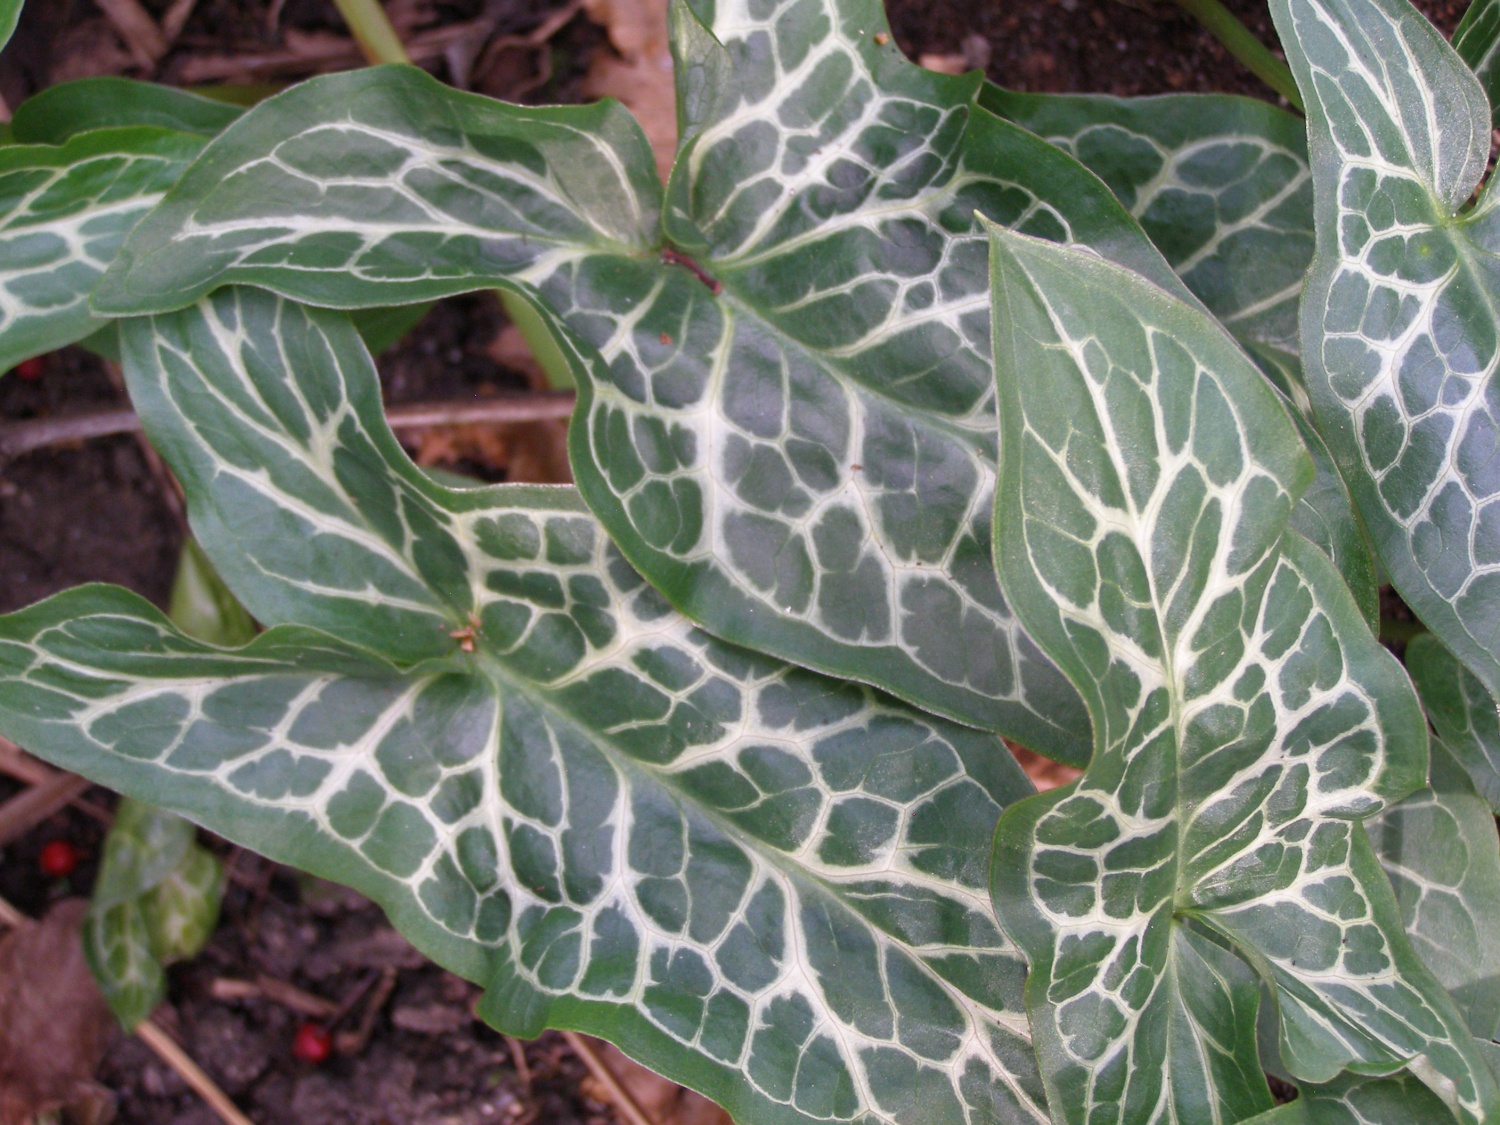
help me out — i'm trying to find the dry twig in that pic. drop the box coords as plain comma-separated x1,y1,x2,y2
0,392,577,465
0,893,23,930
0,770,93,847
93,0,170,66
136,1018,256,1125
210,974,341,1019
563,1030,662,1125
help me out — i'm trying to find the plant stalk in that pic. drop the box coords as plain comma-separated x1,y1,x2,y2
331,0,410,66
1168,0,1304,110
0,392,577,464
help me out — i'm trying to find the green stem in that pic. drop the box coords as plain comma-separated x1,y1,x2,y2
1169,0,1304,111
331,0,410,66
500,291,576,391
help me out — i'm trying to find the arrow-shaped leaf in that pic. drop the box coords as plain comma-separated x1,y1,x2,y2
985,227,1496,1123
1405,632,1500,813
1,283,1053,1125
84,1,1215,758
981,85,1379,628
1273,0,1500,699
0,126,204,374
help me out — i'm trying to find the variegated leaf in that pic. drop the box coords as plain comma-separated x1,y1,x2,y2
1,284,1052,1124
1454,0,1500,127
1241,1069,1460,1123
83,540,242,1030
85,3,1214,758
1405,632,1500,813
1365,738,1500,1040
985,227,1496,1123
981,86,1378,628
0,127,205,374
1273,0,1500,698
82,797,223,1029
980,87,1312,359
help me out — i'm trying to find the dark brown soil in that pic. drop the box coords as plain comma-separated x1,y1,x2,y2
0,0,1471,1121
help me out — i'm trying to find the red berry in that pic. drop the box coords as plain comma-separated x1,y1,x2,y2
292,1021,332,1064
38,839,79,878
13,357,45,381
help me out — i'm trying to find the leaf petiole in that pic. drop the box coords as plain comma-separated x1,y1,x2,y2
1169,0,1304,110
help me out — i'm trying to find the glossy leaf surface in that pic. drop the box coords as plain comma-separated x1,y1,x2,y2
1274,0,1500,697
9,78,243,144
983,85,1378,627
1365,739,1500,1039
1454,0,1500,127
0,285,1052,1124
1405,632,1500,814
0,127,203,374
87,4,1217,757
985,227,1495,1124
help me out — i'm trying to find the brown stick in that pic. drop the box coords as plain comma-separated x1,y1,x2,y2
0,739,113,824
0,771,93,847
210,974,340,1019
0,392,577,464
562,1031,661,1125
136,1018,257,1125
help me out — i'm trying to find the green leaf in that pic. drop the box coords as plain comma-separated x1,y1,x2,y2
1405,632,1500,813
82,797,223,1029
0,0,21,55
985,227,1497,1123
980,87,1313,358
9,78,244,144
1,284,1053,1124
1272,0,1500,699
0,127,205,374
1454,0,1500,127
1242,1069,1460,1123
84,16,1209,759
1365,739,1500,1039
982,86,1380,629
91,65,665,312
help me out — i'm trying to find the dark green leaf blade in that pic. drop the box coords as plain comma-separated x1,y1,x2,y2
1405,632,1500,813
1454,0,1500,127
980,87,1313,359
10,78,243,144
91,65,665,313
986,226,1496,1124
0,127,204,374
982,86,1379,627
0,0,21,55
6,284,1057,1124
77,11,1213,756
1272,0,1500,697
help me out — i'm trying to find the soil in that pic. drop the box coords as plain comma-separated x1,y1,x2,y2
0,0,1469,1120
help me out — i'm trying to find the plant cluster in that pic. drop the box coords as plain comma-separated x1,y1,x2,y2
0,0,1498,1120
